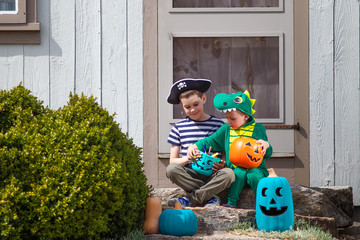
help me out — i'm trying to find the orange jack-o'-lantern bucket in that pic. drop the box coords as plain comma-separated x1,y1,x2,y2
229,136,264,169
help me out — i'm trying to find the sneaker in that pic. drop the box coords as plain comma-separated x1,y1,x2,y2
204,196,221,207
222,203,236,208
168,197,191,207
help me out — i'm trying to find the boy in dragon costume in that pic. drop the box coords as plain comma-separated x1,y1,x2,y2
187,91,272,207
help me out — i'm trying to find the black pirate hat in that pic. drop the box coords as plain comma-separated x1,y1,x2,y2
167,78,212,104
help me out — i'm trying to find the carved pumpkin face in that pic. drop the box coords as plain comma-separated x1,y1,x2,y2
229,137,264,169
256,177,294,232
192,152,220,176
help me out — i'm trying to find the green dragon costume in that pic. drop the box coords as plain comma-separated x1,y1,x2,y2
194,91,273,207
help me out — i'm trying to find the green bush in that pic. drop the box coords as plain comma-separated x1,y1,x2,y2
0,85,151,239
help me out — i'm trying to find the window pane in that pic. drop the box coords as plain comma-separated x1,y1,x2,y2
173,0,279,8
0,0,16,11
173,37,279,120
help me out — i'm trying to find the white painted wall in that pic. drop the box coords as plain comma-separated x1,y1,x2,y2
310,0,360,206
0,0,143,148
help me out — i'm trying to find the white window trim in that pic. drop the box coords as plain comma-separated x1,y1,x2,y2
170,0,283,13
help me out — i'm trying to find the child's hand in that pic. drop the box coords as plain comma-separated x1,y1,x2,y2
256,139,269,155
187,144,200,160
212,159,226,172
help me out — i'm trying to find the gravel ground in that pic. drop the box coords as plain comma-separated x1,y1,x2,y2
146,231,360,240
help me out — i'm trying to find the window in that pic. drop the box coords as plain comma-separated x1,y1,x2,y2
0,0,16,11
0,0,40,44
172,35,283,122
0,0,26,23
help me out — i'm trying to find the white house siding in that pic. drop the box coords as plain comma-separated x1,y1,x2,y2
0,0,143,148
310,0,360,205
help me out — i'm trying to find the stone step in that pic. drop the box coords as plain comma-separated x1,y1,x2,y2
152,185,354,228
146,185,356,239
145,206,338,239
339,221,360,237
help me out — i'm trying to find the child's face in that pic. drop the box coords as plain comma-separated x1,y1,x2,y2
225,110,249,129
180,94,206,121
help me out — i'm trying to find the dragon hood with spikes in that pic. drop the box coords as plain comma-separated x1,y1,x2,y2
213,90,256,122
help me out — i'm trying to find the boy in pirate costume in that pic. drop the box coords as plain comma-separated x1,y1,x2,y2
187,91,273,208
166,78,235,208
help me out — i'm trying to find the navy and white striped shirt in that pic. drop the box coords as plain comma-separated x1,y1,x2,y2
167,116,224,157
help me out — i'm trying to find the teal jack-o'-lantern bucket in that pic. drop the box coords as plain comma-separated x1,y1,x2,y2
256,176,294,232
158,202,198,236
192,152,220,176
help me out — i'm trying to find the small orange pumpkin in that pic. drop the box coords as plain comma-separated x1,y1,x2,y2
229,136,264,169
143,197,162,234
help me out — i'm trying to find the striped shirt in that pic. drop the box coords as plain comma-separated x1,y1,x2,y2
168,116,224,157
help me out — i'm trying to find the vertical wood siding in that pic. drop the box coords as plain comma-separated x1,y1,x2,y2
310,0,360,205
75,0,101,100
0,0,143,148
0,46,23,89
102,0,128,132
50,0,75,110
127,0,143,144
24,0,50,106
309,0,335,189
333,0,360,206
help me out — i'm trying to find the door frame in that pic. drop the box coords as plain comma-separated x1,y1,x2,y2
293,0,309,186
143,0,309,187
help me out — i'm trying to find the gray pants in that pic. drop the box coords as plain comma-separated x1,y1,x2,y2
166,163,235,205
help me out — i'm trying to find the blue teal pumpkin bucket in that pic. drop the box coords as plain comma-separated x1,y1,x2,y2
256,176,294,232
158,202,198,236
192,152,220,176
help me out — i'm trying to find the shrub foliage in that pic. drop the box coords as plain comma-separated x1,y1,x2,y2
0,85,151,239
